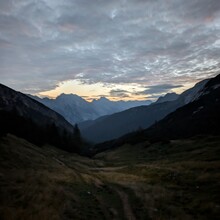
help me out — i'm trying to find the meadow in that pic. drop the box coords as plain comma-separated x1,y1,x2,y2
0,134,220,219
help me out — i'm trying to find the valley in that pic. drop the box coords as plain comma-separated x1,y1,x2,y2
1,134,219,220
0,68,219,220
1,1,220,219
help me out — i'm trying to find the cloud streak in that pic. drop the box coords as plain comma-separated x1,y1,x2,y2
0,0,219,98
110,89,130,98
136,84,184,95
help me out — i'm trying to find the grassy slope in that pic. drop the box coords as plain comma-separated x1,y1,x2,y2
0,134,220,220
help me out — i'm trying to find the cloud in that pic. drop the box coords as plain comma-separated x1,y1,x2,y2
109,89,130,98
0,0,219,96
135,84,183,96
145,84,183,94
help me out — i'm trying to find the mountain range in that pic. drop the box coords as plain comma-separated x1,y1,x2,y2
93,73,220,153
80,78,209,143
1,74,219,150
144,73,220,140
31,94,152,124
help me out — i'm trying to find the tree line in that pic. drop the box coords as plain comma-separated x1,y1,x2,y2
0,109,82,153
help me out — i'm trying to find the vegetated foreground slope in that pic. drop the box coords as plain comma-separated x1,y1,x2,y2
0,84,74,133
0,84,80,152
0,134,220,220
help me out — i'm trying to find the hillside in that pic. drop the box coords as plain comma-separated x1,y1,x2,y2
154,92,179,104
0,134,219,219
80,78,208,143
93,74,220,153
143,73,220,141
0,84,74,133
0,84,80,152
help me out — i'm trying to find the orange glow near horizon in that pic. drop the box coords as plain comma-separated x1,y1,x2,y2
37,79,194,102
39,80,109,100
38,80,148,101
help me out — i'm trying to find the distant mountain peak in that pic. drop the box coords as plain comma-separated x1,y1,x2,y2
93,96,110,103
181,79,210,104
56,93,88,103
58,93,82,99
99,96,109,100
156,92,179,104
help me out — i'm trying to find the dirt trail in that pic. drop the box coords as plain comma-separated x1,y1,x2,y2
52,157,66,166
53,155,138,219
115,189,136,220
89,166,127,171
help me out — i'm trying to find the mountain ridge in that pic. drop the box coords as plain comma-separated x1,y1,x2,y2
0,83,80,152
133,73,220,142
154,92,179,104
31,93,152,124
80,78,210,143
0,84,74,133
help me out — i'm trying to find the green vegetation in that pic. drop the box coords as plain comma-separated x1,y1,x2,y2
0,134,220,219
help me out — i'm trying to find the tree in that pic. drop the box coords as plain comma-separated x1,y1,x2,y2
73,124,82,153
74,124,81,140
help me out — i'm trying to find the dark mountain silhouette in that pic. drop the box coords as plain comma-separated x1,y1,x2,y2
80,78,209,143
154,92,179,104
144,73,220,140
0,84,80,152
93,74,220,153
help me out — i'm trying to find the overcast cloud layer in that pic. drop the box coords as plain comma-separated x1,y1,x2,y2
0,0,220,98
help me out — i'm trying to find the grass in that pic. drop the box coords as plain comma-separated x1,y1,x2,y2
0,134,220,219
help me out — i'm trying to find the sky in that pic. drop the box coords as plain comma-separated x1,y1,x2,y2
0,0,220,101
